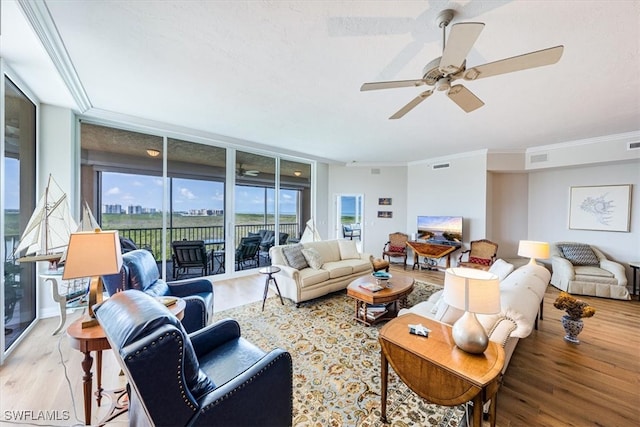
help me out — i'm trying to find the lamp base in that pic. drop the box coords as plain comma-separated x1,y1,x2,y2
451,311,489,354
81,275,104,329
81,316,99,329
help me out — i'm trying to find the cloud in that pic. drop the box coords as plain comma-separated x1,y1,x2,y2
180,187,197,200
106,187,121,195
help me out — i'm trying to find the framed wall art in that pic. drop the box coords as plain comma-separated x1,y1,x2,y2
378,198,392,206
377,211,393,219
569,184,632,232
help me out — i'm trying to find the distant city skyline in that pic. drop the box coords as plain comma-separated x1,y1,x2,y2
102,172,298,214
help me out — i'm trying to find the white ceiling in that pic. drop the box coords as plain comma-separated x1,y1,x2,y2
3,1,640,164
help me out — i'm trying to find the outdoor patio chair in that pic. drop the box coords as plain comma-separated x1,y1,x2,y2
171,239,210,279
236,236,261,270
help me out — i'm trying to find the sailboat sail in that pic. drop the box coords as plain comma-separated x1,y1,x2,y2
14,175,78,262
78,200,101,232
299,219,322,243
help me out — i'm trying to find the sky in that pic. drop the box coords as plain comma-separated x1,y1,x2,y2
102,172,298,214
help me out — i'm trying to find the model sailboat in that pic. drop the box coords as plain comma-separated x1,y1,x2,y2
14,175,78,269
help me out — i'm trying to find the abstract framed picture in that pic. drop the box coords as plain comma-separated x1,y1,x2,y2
569,184,632,232
378,198,392,206
377,211,393,219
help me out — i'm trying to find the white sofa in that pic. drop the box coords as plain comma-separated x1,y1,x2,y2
399,260,551,371
269,239,373,305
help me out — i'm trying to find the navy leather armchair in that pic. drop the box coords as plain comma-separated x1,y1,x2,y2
95,290,293,427
102,249,213,333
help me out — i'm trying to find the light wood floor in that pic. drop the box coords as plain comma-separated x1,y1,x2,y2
0,265,638,426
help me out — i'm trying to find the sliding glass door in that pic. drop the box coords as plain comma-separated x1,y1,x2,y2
2,76,37,363
80,122,312,278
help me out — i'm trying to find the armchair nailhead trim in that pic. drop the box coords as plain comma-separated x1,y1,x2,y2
126,330,197,413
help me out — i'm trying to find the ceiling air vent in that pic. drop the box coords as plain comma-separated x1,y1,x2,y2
432,162,450,170
530,153,548,163
628,142,640,150
371,168,381,175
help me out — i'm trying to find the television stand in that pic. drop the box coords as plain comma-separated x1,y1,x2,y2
406,241,459,271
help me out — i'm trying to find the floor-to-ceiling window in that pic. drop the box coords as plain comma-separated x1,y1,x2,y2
2,76,37,363
80,122,312,278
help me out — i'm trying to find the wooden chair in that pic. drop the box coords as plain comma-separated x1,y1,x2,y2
382,232,409,269
171,240,210,279
458,239,499,270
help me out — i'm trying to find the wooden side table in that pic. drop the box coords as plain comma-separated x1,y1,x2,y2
406,241,458,271
379,313,505,427
67,298,186,425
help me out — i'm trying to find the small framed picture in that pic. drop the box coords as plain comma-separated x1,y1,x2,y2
378,198,392,206
378,211,393,218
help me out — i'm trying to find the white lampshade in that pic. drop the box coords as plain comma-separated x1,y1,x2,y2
443,267,500,354
518,240,549,265
62,230,123,328
443,268,501,314
62,230,123,280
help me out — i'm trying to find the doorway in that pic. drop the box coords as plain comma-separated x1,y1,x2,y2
335,194,364,247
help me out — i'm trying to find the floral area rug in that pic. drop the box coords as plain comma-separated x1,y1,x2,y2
213,280,466,427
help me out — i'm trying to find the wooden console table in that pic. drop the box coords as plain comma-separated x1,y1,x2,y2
379,314,505,427
406,241,458,270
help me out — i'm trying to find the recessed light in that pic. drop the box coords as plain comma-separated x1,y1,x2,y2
146,149,160,157
293,170,302,176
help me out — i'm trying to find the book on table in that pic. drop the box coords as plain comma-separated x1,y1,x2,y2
359,282,384,292
359,303,389,320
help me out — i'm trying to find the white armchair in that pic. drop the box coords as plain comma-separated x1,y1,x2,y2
550,242,629,300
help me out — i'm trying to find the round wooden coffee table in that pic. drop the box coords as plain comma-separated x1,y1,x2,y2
347,275,414,326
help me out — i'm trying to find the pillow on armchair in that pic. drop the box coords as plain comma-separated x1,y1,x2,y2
557,243,599,266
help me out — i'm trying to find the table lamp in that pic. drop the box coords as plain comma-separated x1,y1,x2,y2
443,268,501,354
62,230,122,328
518,240,550,266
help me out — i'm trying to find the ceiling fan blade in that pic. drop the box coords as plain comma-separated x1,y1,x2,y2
360,79,427,91
447,85,484,113
463,45,564,81
439,22,484,74
389,90,432,119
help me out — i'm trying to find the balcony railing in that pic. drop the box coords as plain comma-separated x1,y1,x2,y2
117,223,300,260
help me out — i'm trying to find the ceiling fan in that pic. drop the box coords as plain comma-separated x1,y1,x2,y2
237,164,259,177
360,9,564,119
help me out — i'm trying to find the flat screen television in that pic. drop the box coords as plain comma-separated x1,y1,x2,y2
417,216,463,246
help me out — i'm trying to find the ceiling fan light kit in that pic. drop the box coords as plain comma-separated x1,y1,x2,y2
361,9,563,119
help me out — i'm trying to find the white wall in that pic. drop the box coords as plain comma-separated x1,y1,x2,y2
528,160,640,280
489,172,529,258
406,151,489,268
327,165,408,257
39,104,76,318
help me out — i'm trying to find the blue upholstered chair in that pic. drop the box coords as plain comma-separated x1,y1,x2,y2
95,290,293,427
102,249,213,333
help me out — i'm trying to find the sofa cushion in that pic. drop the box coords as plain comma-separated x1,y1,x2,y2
574,265,614,278
301,247,324,270
282,244,308,270
322,261,353,278
338,240,360,260
558,243,599,266
489,259,515,281
298,268,331,287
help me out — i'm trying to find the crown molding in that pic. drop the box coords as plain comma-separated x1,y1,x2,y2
527,131,640,152
17,0,91,112
407,149,489,167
